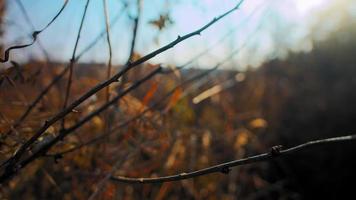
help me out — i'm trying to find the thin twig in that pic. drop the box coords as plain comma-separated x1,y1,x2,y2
103,0,113,103
175,0,266,70
0,0,69,63
88,152,134,200
102,0,114,137
110,134,356,184
76,3,128,60
119,0,142,91
61,0,91,130
14,0,51,61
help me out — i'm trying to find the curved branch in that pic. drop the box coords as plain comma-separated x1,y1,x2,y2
15,0,51,61
111,134,356,184
0,0,69,63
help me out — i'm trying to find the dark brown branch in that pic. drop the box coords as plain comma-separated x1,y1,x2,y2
101,0,114,137
0,0,69,63
110,134,356,184
61,0,91,130
118,0,142,93
14,0,51,61
127,0,142,62
1,0,244,175
76,4,128,60
103,0,113,103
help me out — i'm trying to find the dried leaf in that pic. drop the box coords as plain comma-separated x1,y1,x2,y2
149,13,173,30
140,81,158,111
249,118,268,129
164,87,183,113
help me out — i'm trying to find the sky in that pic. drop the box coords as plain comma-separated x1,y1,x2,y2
2,0,356,70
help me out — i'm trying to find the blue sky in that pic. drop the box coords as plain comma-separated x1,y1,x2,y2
3,0,355,69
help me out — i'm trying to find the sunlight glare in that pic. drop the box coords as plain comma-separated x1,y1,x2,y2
295,0,330,14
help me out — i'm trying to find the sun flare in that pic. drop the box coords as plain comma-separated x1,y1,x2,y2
295,0,331,14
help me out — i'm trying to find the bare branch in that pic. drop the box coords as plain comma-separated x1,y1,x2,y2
0,0,69,63
127,0,142,63
14,0,51,61
119,0,142,91
103,0,113,103
88,152,134,200
61,0,91,130
110,134,356,184
76,4,128,60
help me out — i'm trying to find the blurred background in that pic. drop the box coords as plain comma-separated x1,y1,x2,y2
0,0,356,199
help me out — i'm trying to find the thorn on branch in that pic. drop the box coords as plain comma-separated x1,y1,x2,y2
72,109,79,113
270,145,283,156
220,166,231,174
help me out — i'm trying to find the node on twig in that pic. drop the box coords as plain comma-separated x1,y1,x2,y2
220,166,231,174
270,145,283,156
